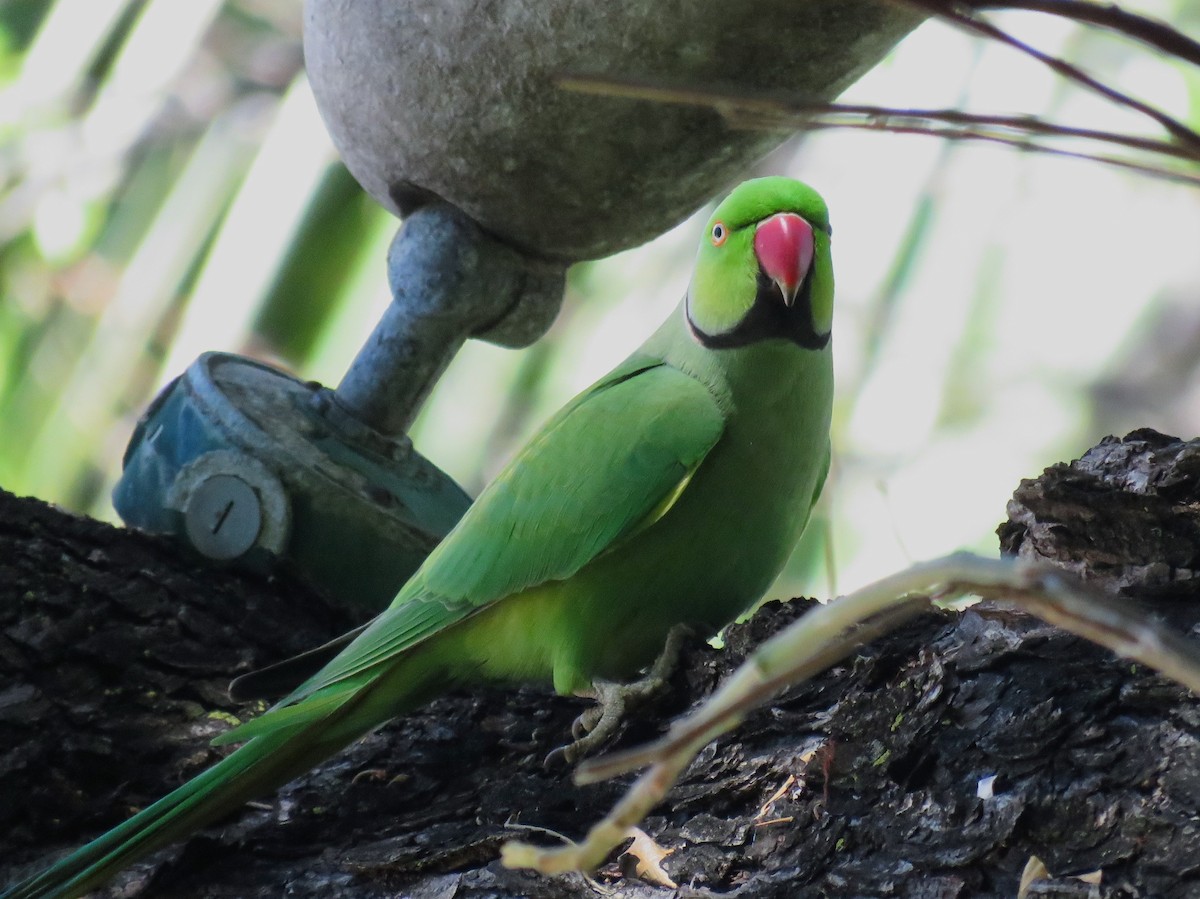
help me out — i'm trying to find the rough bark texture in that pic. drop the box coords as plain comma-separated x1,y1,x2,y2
3,428,1200,897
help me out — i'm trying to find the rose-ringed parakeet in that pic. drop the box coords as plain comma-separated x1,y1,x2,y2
3,175,835,899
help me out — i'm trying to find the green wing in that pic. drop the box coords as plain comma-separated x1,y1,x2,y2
217,357,726,743
419,360,726,602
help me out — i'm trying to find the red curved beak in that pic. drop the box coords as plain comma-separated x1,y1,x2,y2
753,213,815,307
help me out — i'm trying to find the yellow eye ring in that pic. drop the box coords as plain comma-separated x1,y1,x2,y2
710,222,727,246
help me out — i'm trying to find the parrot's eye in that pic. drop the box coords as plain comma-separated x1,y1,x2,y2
710,222,727,246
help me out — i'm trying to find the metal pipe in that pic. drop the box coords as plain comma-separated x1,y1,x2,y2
333,203,566,436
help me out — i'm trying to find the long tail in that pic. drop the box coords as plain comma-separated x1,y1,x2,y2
2,716,358,899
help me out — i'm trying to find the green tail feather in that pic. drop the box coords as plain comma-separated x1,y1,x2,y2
2,724,349,899
210,688,355,746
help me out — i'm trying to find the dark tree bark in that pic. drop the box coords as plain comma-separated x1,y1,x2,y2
3,428,1200,898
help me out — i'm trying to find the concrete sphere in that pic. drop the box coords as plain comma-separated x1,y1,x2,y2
304,1,920,262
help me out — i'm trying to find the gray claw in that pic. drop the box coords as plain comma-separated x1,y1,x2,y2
544,625,694,769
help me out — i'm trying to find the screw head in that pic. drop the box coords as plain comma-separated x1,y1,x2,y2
183,473,263,560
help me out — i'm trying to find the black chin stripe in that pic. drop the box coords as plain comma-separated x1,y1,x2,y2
689,272,830,350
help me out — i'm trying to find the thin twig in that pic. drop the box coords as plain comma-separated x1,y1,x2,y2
895,2,1200,153
562,77,1194,160
822,120,1200,187
922,0,1200,68
562,4,1200,185
560,76,1200,187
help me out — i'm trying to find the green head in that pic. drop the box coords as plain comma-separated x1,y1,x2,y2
685,176,833,351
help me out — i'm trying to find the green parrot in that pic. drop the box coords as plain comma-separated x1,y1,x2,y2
3,175,835,899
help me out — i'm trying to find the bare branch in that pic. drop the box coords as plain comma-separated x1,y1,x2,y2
560,76,1200,188
927,0,1200,68
893,1,1200,153
560,3,1200,187
502,552,1200,876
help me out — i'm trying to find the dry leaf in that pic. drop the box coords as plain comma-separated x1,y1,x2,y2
1018,855,1051,899
619,827,677,888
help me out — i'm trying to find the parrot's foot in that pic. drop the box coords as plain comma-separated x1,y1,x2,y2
546,624,691,768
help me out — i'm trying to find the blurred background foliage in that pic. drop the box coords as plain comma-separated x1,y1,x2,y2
1,0,1198,599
